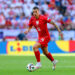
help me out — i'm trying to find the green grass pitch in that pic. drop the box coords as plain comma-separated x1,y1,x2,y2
0,55,75,75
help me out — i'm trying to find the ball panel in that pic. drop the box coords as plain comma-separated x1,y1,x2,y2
27,63,35,72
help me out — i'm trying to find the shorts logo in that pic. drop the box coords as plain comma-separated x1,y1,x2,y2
41,38,44,42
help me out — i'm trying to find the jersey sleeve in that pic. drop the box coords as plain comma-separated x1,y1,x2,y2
28,17,33,27
44,16,51,23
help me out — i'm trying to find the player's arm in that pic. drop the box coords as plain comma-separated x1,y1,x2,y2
44,16,61,33
50,21,63,40
24,17,33,34
50,21,61,33
24,26,33,34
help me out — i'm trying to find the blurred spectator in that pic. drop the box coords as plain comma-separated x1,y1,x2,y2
55,0,60,7
64,17,72,30
8,7,16,18
0,0,75,30
5,18,12,29
16,31,27,40
0,13,5,28
11,16,18,29
50,32,55,41
33,0,39,5
29,0,36,11
17,15,24,29
61,0,67,15
58,32,64,40
71,15,75,29
41,1,48,12
3,37,6,42
70,37,73,40
0,32,3,41
23,16,29,28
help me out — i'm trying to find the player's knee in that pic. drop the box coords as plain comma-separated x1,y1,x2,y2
33,46,35,50
43,51,49,55
33,45,37,51
43,51,45,55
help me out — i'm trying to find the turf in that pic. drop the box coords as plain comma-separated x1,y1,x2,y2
0,56,75,75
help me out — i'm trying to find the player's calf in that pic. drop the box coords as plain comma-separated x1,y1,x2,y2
33,43,41,66
43,50,58,70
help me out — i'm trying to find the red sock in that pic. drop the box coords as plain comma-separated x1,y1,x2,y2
34,50,40,62
45,52,54,62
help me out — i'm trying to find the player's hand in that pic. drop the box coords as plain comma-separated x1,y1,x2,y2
59,32,64,40
24,30,29,34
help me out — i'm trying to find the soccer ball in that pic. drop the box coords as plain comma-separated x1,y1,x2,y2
27,63,35,72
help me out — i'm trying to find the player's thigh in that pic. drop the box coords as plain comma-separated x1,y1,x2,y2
41,47,49,55
33,42,41,50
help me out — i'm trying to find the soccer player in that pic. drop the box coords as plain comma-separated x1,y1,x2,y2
25,7,63,70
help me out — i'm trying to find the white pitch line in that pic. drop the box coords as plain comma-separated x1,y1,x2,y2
43,66,75,68
57,66,75,68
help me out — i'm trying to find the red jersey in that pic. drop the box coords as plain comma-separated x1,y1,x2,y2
29,15,51,38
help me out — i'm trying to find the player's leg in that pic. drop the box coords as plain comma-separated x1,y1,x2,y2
41,47,54,62
41,46,58,70
33,42,42,69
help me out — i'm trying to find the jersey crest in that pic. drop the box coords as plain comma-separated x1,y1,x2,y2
36,20,39,25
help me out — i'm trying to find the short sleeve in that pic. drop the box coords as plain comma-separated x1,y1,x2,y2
29,17,33,27
44,16,51,23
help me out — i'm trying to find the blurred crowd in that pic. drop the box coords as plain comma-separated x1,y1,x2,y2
0,0,75,30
